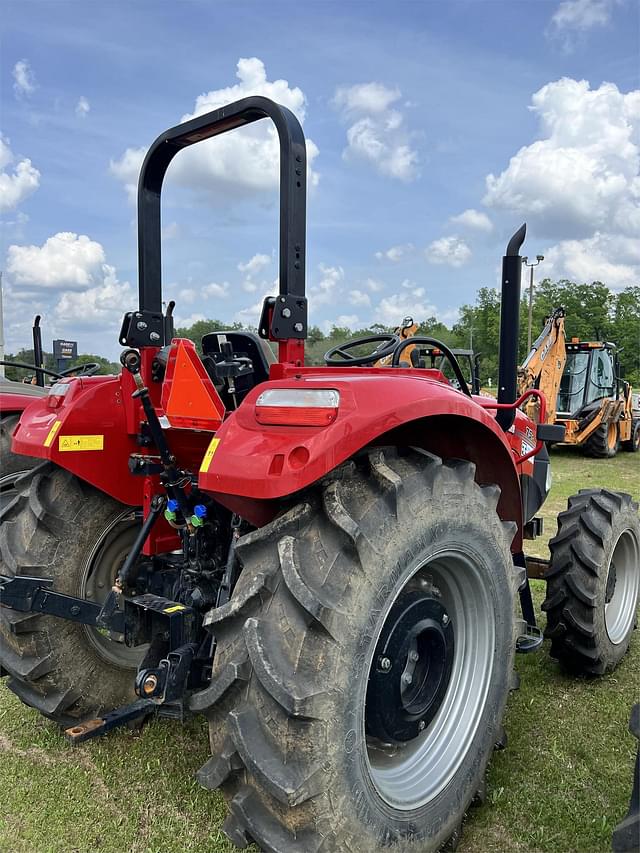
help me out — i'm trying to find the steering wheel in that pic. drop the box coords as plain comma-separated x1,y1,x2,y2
392,337,472,397
324,334,400,367
58,362,101,377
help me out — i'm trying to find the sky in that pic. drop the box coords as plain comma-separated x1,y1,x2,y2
1,0,639,359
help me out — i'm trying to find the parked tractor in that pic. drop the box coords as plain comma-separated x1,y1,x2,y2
0,316,100,508
1,97,639,853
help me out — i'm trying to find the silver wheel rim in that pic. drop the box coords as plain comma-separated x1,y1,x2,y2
80,510,147,669
605,529,640,645
365,549,495,810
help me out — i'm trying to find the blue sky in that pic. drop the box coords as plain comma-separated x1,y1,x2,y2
2,0,638,358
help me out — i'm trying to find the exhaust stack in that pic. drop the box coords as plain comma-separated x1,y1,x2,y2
496,224,526,431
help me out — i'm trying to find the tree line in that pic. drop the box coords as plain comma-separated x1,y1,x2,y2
4,280,638,386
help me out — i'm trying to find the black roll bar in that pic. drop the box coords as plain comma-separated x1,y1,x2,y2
121,96,307,348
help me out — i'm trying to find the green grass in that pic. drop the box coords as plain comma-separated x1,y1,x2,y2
1,448,638,853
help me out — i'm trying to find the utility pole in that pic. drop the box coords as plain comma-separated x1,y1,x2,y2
522,255,544,352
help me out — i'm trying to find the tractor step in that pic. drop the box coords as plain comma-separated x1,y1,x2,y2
516,622,544,653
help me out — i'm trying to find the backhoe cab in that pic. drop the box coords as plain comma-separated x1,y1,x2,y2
2,95,638,853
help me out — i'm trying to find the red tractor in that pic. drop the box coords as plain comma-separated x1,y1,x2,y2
1,97,638,853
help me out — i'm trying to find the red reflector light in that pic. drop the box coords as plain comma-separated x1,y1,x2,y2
255,406,338,426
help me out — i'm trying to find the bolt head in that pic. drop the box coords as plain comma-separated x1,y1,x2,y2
442,613,450,626
282,307,292,318
409,650,419,662
402,672,413,685
294,322,304,332
136,321,148,331
418,720,426,731
379,656,391,671
149,331,160,342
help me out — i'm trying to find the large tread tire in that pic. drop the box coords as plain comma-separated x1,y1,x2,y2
583,420,620,458
542,489,640,675
0,462,139,724
622,420,640,453
194,448,521,853
0,413,41,484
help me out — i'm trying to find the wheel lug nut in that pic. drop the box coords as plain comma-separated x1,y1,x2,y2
402,673,413,685
418,720,426,731
409,651,419,662
379,656,391,671
442,613,450,626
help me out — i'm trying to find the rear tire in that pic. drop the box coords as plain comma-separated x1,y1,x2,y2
542,489,640,675
0,413,41,509
194,448,520,853
0,463,141,724
622,420,640,453
583,420,619,458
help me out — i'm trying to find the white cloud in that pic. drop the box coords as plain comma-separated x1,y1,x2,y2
310,263,344,306
349,289,371,307
543,232,639,290
426,235,472,267
334,82,418,181
548,0,619,48
13,60,36,98
111,57,319,203
450,209,493,233
375,243,414,262
238,253,271,276
375,292,438,326
162,221,180,240
366,277,384,292
483,79,640,240
202,281,230,298
54,270,134,331
7,232,106,289
335,314,360,328
0,135,40,213
75,96,90,118
334,82,401,115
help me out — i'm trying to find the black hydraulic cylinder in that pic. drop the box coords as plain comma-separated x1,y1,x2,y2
497,224,526,431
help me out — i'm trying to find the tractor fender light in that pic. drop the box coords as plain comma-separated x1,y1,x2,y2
47,381,72,408
255,388,340,426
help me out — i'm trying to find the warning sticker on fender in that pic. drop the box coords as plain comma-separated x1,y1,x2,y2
43,420,62,447
58,435,104,452
199,437,220,473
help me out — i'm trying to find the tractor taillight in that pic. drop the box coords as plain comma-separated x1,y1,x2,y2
255,389,340,426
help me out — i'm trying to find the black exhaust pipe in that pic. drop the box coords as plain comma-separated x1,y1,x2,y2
496,224,526,431
32,315,45,388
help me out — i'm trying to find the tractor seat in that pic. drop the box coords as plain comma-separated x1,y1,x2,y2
201,330,275,406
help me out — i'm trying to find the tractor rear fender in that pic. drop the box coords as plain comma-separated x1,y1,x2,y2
200,373,523,547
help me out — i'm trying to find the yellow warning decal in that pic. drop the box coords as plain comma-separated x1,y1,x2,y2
43,420,62,447
58,435,104,452
199,437,220,474
164,604,186,613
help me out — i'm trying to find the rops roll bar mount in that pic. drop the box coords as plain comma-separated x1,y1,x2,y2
119,96,307,357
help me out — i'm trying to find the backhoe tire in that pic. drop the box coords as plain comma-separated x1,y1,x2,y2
0,462,141,724
194,448,521,853
543,489,640,675
622,420,640,453
583,420,620,458
0,413,41,505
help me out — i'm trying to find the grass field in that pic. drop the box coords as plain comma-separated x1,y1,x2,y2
0,447,638,853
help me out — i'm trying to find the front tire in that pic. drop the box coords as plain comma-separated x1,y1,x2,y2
195,449,520,853
0,463,142,724
622,420,640,453
583,420,619,458
542,489,640,675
